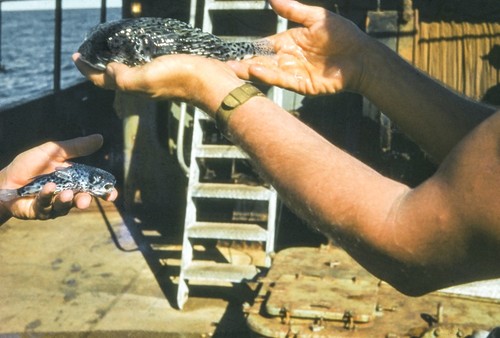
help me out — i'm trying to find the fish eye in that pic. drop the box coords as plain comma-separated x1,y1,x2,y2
104,183,114,190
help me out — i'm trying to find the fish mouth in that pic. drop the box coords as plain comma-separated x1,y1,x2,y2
78,56,107,71
91,191,112,199
91,184,116,199
77,26,112,71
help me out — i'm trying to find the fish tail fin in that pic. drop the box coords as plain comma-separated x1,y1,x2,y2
225,40,275,61
251,39,275,56
0,189,19,202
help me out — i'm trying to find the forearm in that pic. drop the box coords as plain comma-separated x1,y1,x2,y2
219,92,500,295
359,39,496,162
221,96,451,292
226,95,409,245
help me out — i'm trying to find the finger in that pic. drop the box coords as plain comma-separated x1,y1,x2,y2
228,61,279,88
247,64,299,91
52,190,74,216
72,53,120,90
72,53,106,85
73,193,93,210
227,56,280,82
36,182,57,209
33,183,57,219
55,134,104,160
105,189,118,202
108,57,178,94
106,62,135,80
270,0,326,27
106,63,145,93
226,60,252,80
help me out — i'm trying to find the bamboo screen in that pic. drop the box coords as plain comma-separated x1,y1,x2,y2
410,20,500,102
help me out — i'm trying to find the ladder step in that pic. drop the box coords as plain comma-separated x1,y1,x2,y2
194,144,248,159
183,262,260,282
191,183,272,200
177,2,282,307
187,222,267,241
206,1,271,11
195,109,212,120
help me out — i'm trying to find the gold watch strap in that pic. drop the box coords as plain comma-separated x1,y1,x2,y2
215,83,265,138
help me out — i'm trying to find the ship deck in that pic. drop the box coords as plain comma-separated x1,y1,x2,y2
0,201,252,337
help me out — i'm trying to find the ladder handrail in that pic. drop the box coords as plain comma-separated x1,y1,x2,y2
175,0,199,175
176,103,190,176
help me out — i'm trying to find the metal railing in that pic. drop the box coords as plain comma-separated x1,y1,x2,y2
0,2,4,72
0,0,108,91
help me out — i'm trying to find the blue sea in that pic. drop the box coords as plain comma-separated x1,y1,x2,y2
0,8,121,108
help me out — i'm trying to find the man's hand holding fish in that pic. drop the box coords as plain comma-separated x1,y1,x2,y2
73,53,246,118
0,134,118,224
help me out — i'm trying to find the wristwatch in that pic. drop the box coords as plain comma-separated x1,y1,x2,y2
215,83,265,139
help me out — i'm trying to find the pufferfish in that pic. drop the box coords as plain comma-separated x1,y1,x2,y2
0,163,116,201
78,17,274,70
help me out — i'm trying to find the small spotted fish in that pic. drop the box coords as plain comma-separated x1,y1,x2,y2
78,17,274,70
0,163,116,202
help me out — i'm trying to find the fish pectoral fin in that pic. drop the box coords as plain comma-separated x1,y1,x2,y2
53,170,73,181
53,164,76,181
56,162,74,171
28,163,73,182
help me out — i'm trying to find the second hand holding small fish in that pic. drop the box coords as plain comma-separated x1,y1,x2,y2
0,135,118,223
0,163,116,202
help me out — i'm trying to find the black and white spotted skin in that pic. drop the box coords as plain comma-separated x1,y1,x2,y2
78,17,274,70
0,163,116,201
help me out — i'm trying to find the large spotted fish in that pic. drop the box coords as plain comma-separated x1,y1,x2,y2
78,17,274,70
0,163,116,201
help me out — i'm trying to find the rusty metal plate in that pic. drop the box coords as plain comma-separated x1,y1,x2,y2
246,246,500,338
264,246,378,281
265,274,378,323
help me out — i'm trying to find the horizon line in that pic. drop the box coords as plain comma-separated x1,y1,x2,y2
1,0,122,11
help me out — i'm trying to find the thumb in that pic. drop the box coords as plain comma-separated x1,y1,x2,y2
54,134,104,160
269,0,327,27
106,62,143,91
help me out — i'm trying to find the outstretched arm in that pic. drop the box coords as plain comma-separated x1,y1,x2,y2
74,53,500,295
227,97,500,295
0,134,118,224
229,0,496,162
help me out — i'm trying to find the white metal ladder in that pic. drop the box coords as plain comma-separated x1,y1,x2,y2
176,0,288,310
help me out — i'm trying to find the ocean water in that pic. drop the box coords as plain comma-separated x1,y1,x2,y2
0,8,121,108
